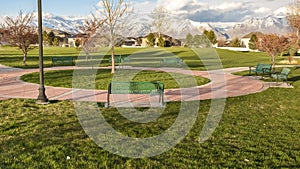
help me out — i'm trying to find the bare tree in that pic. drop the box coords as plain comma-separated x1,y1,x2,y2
259,34,290,69
287,0,300,45
99,0,128,74
78,13,106,61
152,7,170,38
1,11,38,65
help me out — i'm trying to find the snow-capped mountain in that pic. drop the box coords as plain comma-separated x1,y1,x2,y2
227,16,291,38
31,13,85,34
3,8,291,39
227,7,292,38
119,14,231,39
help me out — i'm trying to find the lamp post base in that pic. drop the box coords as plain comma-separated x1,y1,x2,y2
36,86,49,104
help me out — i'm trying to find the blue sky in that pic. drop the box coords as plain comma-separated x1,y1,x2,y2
0,0,100,16
0,0,295,22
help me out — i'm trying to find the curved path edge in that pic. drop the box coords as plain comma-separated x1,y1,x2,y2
0,65,268,103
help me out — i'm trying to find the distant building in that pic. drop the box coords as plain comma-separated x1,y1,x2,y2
67,33,88,47
241,32,264,51
139,33,182,47
217,32,265,52
122,37,139,47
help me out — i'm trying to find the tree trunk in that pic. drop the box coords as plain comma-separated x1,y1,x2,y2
110,25,115,74
84,42,90,61
111,45,115,74
297,29,299,45
23,52,27,66
84,48,90,61
272,55,276,72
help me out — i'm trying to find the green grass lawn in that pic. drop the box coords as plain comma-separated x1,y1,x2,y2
20,69,210,89
1,46,300,168
1,46,297,69
1,78,300,168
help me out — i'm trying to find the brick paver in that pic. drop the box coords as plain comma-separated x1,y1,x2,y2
0,65,268,104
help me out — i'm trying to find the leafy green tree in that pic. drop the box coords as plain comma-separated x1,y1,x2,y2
147,33,155,47
248,34,258,50
230,37,242,47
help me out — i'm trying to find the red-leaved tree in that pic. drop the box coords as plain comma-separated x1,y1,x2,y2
259,34,290,70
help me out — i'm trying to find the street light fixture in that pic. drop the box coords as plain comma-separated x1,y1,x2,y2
36,0,48,104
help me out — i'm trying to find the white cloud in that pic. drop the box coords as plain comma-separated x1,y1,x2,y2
211,2,243,11
254,7,272,15
131,1,156,14
127,0,291,22
156,0,193,11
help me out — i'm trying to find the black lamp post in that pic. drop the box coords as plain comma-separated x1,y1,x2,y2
36,0,48,104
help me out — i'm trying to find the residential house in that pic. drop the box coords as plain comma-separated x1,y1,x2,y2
241,32,264,51
140,33,182,47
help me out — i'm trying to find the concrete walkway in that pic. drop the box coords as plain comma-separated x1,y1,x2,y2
0,64,269,103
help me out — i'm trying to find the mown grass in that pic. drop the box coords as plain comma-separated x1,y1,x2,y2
1,46,296,70
0,46,80,68
21,69,210,89
1,75,300,168
1,46,300,168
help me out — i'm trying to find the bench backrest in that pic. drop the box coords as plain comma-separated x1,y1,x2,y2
109,82,164,94
256,64,272,73
281,68,291,76
161,58,183,65
52,57,74,65
109,56,125,63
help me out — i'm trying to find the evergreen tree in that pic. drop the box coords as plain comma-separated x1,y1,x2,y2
147,33,155,47
203,30,218,45
47,31,55,46
42,30,48,46
193,34,202,47
158,36,165,47
53,37,59,46
230,37,242,47
208,30,218,45
185,33,193,47
248,34,258,50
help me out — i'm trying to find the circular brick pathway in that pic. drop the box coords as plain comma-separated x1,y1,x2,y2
0,65,268,103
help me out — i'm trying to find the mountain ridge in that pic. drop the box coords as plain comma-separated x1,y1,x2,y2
2,8,292,39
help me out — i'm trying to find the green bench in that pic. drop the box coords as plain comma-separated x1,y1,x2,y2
271,67,291,84
107,81,164,107
160,58,183,67
109,55,129,63
249,64,272,76
52,57,74,66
